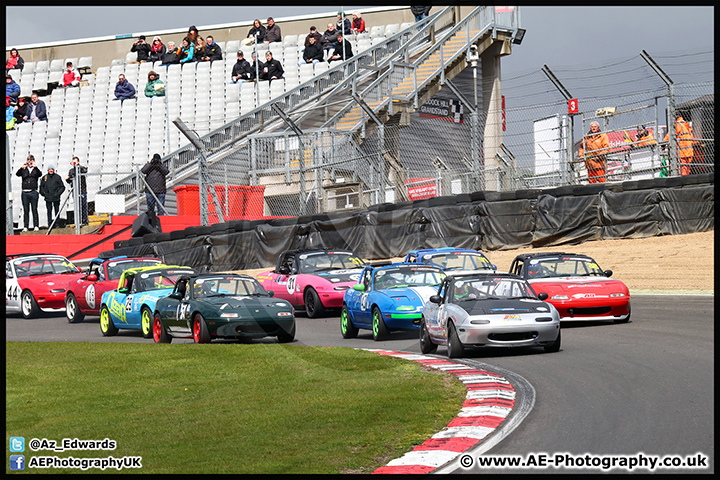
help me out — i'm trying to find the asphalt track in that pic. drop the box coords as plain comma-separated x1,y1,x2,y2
5,294,714,474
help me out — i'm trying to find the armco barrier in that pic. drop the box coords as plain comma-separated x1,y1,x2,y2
100,174,714,270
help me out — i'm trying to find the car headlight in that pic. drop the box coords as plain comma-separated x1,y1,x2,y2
220,313,239,318
610,293,626,297
277,311,293,317
551,295,569,300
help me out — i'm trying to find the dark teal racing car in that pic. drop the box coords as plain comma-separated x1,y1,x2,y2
152,273,296,344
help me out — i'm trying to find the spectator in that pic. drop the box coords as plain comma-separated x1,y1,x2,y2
329,33,354,63
61,61,81,88
13,95,28,124
131,35,152,63
264,17,282,44
114,74,136,101
230,50,253,84
301,35,324,66
578,121,610,183
6,48,24,73
242,19,266,46
663,113,696,176
6,96,16,130
261,51,284,82
141,153,169,215
6,74,21,101
144,70,165,98
411,2,432,22
39,164,65,228
634,125,656,148
148,36,167,64
351,11,366,35
336,11,352,36
24,92,47,123
187,25,199,45
178,37,195,64
250,52,264,81
161,41,180,65
194,36,209,62
65,156,88,225
304,26,322,48
205,36,223,62
16,154,42,231
321,23,339,57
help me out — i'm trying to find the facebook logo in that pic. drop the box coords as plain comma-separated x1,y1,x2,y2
10,455,25,470
9,436,25,452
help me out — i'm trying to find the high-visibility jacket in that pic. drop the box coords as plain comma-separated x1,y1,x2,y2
636,131,656,147
663,116,695,159
579,132,610,173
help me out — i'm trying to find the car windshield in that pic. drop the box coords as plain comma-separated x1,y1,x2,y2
527,256,605,279
106,259,162,280
422,252,493,271
192,276,268,298
453,277,536,302
134,269,195,292
13,257,79,277
298,251,364,274
374,266,445,290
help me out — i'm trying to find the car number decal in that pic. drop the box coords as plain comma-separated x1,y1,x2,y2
85,284,96,309
360,293,369,311
287,275,297,295
125,295,133,313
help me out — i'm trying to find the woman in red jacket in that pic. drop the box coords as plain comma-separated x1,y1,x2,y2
351,11,366,34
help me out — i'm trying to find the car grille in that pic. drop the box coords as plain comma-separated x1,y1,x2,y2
488,331,538,342
570,306,612,315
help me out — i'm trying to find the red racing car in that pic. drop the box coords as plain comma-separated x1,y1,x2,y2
509,252,630,323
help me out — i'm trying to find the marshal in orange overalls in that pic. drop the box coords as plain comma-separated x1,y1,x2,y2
579,124,610,183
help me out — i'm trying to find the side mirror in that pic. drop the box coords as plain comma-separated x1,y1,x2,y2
429,295,442,304
169,292,183,300
118,287,129,294
353,284,365,292
267,290,275,297
492,264,497,270
603,270,613,277
537,292,549,301
86,274,98,282
278,266,291,275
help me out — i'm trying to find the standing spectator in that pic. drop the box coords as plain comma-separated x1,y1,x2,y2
351,11,366,35
634,125,656,148
304,26,322,48
148,36,167,64
24,93,47,123
141,153,169,215
60,61,81,88
301,35,324,66
194,36,209,62
663,113,697,176
39,164,65,228
411,2,432,22
329,33,354,63
16,155,42,231
13,96,28,124
261,51,284,82
144,70,165,98
230,50,253,84
187,25,199,45
264,17,282,44
131,35,152,63
6,74,21,101
242,19,266,46
321,23,339,57
113,74,136,101
336,11,352,35
205,36,223,62
161,41,180,65
579,121,610,183
66,156,88,226
6,48,24,73
178,37,195,64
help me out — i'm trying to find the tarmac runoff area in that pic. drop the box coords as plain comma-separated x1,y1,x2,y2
363,349,533,474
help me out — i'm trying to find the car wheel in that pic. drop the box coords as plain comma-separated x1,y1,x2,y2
544,328,561,353
372,306,389,341
447,321,465,358
20,290,39,319
140,307,153,338
420,319,437,354
65,293,85,323
613,306,631,324
193,314,211,344
340,304,358,339
277,323,296,343
153,313,172,343
99,305,118,337
304,288,325,318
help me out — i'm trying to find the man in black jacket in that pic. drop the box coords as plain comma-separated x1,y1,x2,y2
205,36,223,62
261,51,284,82
131,35,152,63
329,34,354,63
66,156,88,225
39,164,65,228
16,154,42,231
301,35,324,65
230,51,254,83
161,41,180,65
141,153,169,215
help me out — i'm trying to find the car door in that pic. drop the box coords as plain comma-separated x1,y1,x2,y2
6,260,21,312
353,267,374,327
424,280,446,340
160,279,187,334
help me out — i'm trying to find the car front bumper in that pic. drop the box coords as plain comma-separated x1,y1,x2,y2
209,317,295,338
551,297,630,321
456,322,560,347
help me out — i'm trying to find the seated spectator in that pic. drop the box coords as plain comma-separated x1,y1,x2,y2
24,92,47,123
205,36,223,62
178,37,195,64
260,51,283,82
304,26,322,48
6,74,21,101
6,96,16,130
321,23,339,57
329,33,354,63
144,70,165,98
131,35,152,63
61,61,81,88
6,48,24,73
250,52,264,81
161,41,180,65
301,35,324,66
264,17,282,44
336,11,352,35
351,11,366,34
148,36,167,64
13,96,28,124
242,19,265,46
194,36,209,62
230,50,253,84
114,74,136,101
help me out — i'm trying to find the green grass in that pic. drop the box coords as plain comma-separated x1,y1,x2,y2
6,342,466,474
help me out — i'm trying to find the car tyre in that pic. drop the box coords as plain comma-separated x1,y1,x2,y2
100,305,118,336
65,293,85,323
613,306,631,324
193,314,211,344
372,306,389,341
153,313,172,343
20,290,40,319
340,304,358,339
140,307,153,338
419,319,437,354
304,288,325,318
544,328,562,353
277,323,296,343
447,321,465,358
